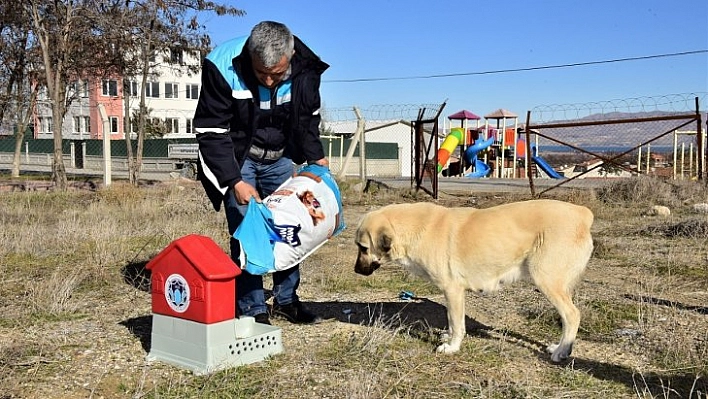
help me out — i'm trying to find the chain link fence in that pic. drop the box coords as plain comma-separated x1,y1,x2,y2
0,102,447,181
1,94,703,190
320,103,446,180
524,93,706,195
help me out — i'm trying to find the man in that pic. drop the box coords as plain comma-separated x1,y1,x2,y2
193,21,329,325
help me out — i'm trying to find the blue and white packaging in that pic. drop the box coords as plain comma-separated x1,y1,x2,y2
233,164,346,275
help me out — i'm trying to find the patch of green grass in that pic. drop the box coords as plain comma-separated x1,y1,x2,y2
314,265,440,298
135,363,275,398
655,264,708,280
28,311,90,323
580,299,639,336
541,365,632,398
1,252,60,273
521,298,639,341
359,270,439,294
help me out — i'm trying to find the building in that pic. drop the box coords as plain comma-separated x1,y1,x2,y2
323,119,440,177
33,48,201,141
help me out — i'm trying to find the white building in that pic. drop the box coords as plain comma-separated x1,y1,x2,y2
124,48,201,139
323,119,439,177
34,47,201,140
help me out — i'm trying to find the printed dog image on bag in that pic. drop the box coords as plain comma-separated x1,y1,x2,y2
298,190,325,226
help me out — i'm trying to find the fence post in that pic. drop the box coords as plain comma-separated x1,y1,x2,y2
357,107,366,180
337,106,365,180
70,142,76,168
98,104,112,186
695,96,704,181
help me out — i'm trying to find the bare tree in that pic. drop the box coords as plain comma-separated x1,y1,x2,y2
115,1,244,184
28,1,95,189
0,1,41,178
20,0,242,188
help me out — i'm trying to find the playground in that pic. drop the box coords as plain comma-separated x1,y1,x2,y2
437,109,564,181
436,108,706,183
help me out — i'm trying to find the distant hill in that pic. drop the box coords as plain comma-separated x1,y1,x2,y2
534,110,702,150
577,110,696,122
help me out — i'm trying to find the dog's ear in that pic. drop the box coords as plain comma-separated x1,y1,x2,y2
377,228,392,253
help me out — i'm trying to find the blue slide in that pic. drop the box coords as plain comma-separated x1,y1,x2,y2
469,159,491,178
532,155,564,179
464,137,494,178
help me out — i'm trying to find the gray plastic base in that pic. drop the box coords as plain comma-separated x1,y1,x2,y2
146,314,283,375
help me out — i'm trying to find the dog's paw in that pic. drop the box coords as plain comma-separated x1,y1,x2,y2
547,343,572,363
546,344,559,354
435,343,460,354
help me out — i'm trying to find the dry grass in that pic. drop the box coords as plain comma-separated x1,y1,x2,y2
0,176,706,398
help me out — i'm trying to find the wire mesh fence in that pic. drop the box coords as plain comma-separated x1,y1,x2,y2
0,94,703,190
529,92,707,123
0,102,447,180
320,103,446,179
525,93,705,189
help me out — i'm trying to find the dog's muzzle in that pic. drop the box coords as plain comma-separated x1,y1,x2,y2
355,258,380,275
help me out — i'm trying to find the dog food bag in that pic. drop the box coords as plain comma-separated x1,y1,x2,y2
233,164,346,275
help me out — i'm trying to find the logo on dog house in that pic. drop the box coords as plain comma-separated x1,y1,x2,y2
146,234,241,324
164,273,190,313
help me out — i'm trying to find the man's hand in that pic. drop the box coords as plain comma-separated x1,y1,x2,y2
312,158,329,167
233,180,261,205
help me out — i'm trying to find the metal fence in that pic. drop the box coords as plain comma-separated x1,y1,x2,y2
0,102,446,180
321,103,447,180
3,95,704,194
525,93,706,195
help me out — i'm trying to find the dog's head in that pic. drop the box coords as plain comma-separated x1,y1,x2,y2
354,211,394,276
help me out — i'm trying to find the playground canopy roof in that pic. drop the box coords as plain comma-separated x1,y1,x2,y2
484,108,518,119
448,110,481,120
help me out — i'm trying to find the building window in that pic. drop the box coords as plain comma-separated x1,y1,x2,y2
39,117,53,133
102,79,118,97
128,116,136,133
69,81,79,98
164,83,179,99
109,116,119,134
165,118,179,134
186,84,199,99
145,81,159,98
37,86,48,101
73,116,91,135
125,80,139,97
69,80,89,98
170,47,183,64
185,118,193,134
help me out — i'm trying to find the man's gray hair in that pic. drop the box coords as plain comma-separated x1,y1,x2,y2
248,21,295,68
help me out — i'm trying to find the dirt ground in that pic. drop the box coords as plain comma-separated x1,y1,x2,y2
1,180,707,398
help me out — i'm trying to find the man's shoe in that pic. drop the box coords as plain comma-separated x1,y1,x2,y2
253,313,271,325
272,302,323,324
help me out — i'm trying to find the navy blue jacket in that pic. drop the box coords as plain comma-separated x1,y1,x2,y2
193,35,329,211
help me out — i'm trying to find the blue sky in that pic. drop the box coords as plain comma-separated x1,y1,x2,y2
203,0,708,120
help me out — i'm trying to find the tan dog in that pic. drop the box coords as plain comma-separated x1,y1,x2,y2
354,199,594,362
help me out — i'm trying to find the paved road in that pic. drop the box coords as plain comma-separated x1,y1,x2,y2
373,176,617,195
0,164,182,184
2,163,617,194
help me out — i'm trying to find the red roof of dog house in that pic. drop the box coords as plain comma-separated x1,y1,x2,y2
146,234,241,324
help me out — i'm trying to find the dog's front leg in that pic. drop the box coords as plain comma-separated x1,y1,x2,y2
436,285,465,353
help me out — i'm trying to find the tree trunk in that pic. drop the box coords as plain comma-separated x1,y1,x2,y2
123,89,136,185
12,87,38,178
12,125,25,179
132,26,154,185
52,127,67,189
